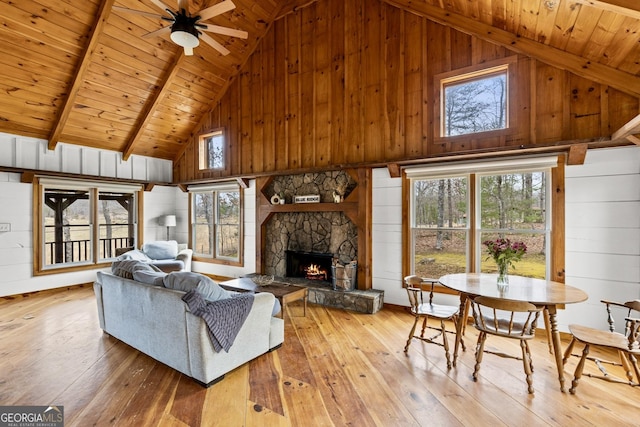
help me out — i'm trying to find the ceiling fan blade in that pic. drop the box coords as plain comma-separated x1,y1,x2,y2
200,32,230,56
197,0,236,22
184,46,194,56
112,6,165,19
149,0,172,13
142,26,171,39
201,24,248,39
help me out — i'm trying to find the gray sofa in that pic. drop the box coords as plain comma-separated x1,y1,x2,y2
94,270,284,386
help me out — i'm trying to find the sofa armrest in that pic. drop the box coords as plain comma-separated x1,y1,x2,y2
176,248,193,272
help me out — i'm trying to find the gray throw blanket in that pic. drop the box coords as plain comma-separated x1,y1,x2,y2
182,290,254,352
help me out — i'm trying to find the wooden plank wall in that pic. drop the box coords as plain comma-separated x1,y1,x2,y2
173,0,639,183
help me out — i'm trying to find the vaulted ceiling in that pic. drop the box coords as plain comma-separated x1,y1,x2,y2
0,0,639,162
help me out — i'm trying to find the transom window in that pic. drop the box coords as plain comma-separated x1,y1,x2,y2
441,65,508,137
198,129,226,170
35,178,140,273
406,157,556,281
190,182,242,263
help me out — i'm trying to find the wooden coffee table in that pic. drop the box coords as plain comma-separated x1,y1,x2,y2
219,277,308,319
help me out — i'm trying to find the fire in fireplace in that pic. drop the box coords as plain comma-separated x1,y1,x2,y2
286,250,333,283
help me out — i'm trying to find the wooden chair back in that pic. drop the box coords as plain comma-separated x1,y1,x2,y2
471,296,542,339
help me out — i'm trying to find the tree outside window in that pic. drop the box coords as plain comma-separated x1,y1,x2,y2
191,186,241,262
410,168,550,280
440,65,509,138
39,181,138,272
198,130,225,170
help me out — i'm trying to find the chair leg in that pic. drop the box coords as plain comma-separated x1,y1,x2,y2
441,319,452,370
629,353,640,386
521,340,535,394
420,316,428,338
569,343,590,395
562,336,577,365
473,331,486,381
618,351,635,382
404,316,420,353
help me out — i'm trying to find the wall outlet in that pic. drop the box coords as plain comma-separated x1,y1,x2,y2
0,223,11,232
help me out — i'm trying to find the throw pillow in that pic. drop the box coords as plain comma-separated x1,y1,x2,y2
142,240,179,260
163,271,231,302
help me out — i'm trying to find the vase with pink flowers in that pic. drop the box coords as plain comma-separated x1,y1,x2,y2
483,238,527,288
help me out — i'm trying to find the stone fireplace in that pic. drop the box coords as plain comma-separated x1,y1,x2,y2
256,169,383,312
259,170,361,285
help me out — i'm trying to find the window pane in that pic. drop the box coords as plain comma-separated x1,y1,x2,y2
413,178,467,229
98,192,135,260
413,229,467,278
412,177,469,276
443,72,507,137
479,171,548,279
479,232,546,279
216,191,240,259
193,193,214,256
44,189,91,266
479,172,546,230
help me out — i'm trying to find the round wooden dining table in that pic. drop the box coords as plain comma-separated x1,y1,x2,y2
439,273,588,392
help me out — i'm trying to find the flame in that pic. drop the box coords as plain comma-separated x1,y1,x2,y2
305,264,327,280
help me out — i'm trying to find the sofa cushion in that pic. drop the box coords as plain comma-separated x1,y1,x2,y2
132,263,167,286
163,271,231,302
142,240,178,260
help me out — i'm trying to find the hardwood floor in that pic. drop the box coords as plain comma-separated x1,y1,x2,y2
1,285,638,426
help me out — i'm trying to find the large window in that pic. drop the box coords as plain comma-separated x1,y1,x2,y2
35,178,140,273
407,157,556,281
190,183,242,263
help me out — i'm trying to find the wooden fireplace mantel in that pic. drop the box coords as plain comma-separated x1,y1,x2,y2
255,168,372,290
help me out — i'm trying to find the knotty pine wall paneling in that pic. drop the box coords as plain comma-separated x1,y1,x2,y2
174,0,640,183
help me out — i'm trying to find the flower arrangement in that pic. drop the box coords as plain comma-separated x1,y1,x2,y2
483,238,527,283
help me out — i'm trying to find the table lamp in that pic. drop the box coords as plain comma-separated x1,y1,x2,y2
160,215,176,240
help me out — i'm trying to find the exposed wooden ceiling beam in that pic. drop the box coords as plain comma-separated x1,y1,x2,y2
572,0,640,20
612,113,640,145
626,135,640,146
382,0,640,98
122,51,186,161
48,0,116,151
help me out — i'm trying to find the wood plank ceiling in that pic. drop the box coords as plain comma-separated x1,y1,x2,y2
0,0,638,162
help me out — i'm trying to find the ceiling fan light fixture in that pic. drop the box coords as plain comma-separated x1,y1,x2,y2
170,17,200,48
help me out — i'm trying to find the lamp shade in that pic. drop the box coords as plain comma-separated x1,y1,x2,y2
160,215,177,227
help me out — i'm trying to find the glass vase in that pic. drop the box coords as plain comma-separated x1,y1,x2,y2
496,263,509,293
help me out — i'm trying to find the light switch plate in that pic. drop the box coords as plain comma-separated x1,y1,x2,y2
0,223,10,232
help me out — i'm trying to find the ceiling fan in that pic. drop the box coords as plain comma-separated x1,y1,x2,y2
113,0,248,56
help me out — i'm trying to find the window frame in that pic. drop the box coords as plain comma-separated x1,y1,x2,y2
403,155,565,290
188,182,243,266
33,177,142,275
434,56,517,142
198,128,227,171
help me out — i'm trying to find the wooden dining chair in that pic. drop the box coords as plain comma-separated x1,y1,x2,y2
469,296,543,394
563,299,640,394
403,275,465,369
